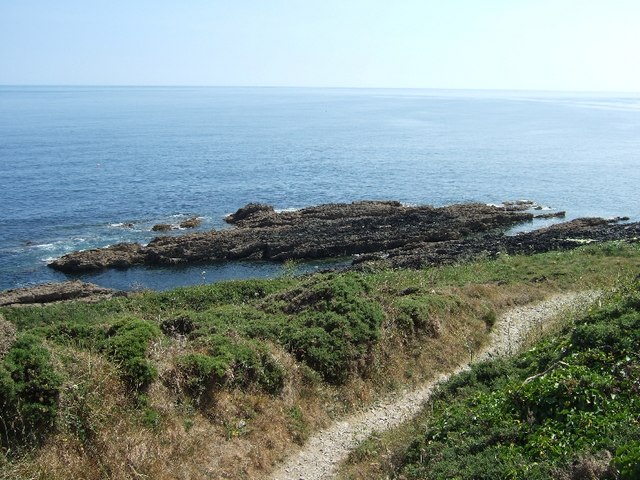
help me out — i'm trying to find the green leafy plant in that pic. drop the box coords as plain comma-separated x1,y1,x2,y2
101,316,161,391
276,273,384,383
176,335,284,398
614,441,640,479
0,334,62,452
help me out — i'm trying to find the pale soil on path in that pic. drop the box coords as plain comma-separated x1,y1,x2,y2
270,290,600,480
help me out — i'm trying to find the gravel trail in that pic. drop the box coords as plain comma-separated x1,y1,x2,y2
270,290,599,480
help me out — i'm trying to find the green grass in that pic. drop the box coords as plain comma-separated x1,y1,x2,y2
394,277,640,480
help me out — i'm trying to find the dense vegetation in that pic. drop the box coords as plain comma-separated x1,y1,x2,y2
395,278,640,479
0,241,639,479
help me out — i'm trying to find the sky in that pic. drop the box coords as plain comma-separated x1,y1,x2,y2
1,0,639,92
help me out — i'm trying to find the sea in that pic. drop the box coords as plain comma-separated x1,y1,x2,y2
1,86,639,292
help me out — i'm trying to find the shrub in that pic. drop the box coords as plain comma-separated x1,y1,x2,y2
176,353,229,396
176,335,284,398
614,441,640,480
0,334,62,452
394,296,442,337
287,405,309,445
0,315,16,359
43,321,106,349
189,304,270,339
286,324,352,384
101,317,161,391
160,315,196,337
276,273,383,383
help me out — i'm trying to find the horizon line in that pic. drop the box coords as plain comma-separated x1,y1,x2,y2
1,84,639,95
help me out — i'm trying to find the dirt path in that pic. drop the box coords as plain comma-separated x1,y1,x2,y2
270,291,599,480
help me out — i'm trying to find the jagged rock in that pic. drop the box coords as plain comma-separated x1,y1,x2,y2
534,211,566,219
179,217,202,229
49,201,534,273
0,281,124,307
48,201,639,276
225,203,276,226
49,243,146,272
357,217,640,271
502,200,536,210
152,223,173,232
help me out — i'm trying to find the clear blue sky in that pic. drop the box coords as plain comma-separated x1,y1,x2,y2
1,0,639,91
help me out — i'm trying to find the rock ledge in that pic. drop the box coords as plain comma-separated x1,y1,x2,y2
49,201,534,273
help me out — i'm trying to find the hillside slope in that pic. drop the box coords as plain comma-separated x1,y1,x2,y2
0,241,639,479
365,278,640,479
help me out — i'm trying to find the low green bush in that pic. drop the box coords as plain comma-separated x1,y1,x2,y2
286,405,309,445
285,322,352,384
0,334,62,452
275,273,384,383
176,334,284,398
41,321,106,349
393,295,445,336
176,352,229,396
101,316,161,391
615,441,640,480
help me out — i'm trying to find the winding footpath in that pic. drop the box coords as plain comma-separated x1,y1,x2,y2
270,290,600,480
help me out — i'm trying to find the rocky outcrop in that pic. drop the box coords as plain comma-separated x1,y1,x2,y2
152,223,173,232
48,201,638,275
0,281,124,307
50,243,146,272
534,211,566,219
357,217,640,270
179,217,202,229
225,203,276,226
49,201,534,273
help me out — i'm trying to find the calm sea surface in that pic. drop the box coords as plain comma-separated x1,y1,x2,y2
1,86,639,291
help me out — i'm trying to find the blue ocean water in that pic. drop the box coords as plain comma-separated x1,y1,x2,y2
1,86,639,291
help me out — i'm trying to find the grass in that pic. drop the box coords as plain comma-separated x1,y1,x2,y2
391,279,640,479
0,241,639,479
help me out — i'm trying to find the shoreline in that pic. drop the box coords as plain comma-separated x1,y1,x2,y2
46,200,539,273
2,200,638,303
48,199,638,274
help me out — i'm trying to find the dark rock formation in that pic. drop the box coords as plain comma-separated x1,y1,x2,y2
152,223,173,232
48,200,639,275
0,281,124,307
179,217,202,229
357,217,640,270
534,211,566,219
225,203,276,226
50,243,146,272
49,201,533,273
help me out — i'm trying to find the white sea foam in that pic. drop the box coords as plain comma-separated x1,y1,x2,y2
30,239,84,251
32,243,57,251
108,222,138,229
275,207,301,213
